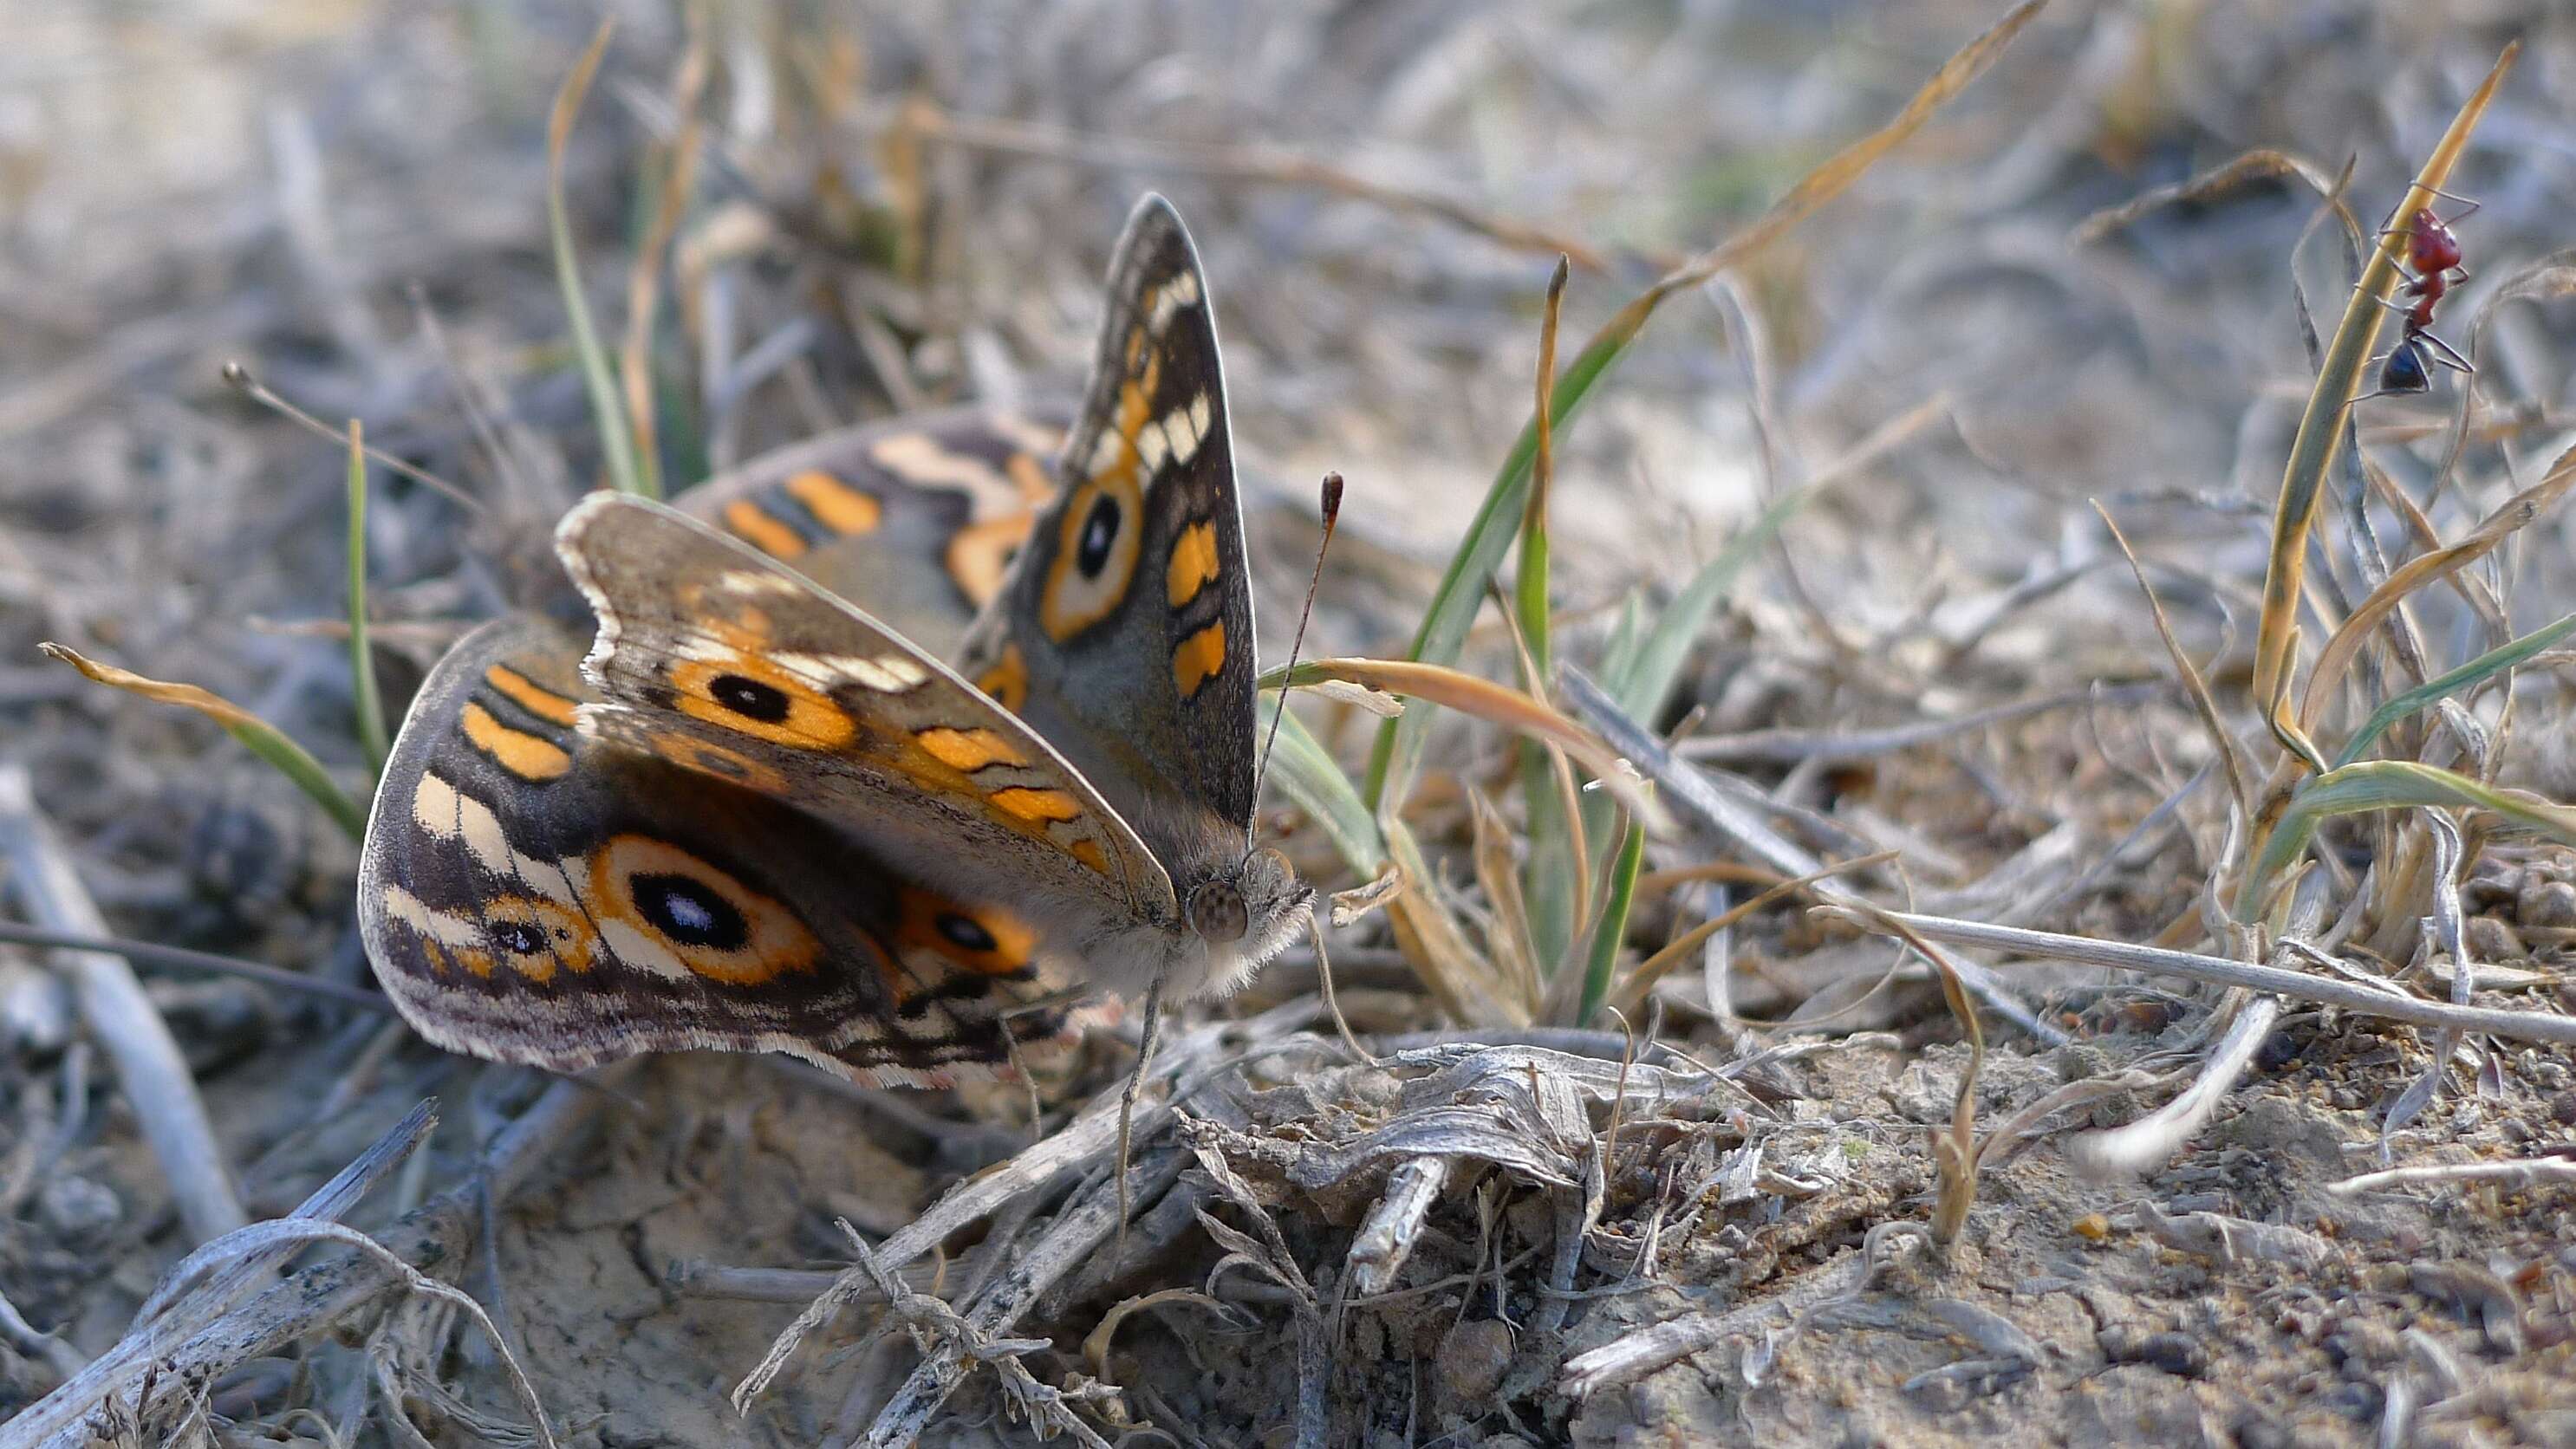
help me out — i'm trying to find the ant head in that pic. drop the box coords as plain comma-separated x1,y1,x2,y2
2379,339,2431,396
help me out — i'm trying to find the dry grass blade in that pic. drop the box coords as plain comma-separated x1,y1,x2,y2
220,361,484,515
909,107,1632,273
1382,818,1527,1028
1470,792,1545,1020
1652,0,2047,299
2095,504,2253,828
1279,657,1668,832
2251,42,2519,712
0,767,248,1250
39,643,367,840
2298,440,2576,734
2070,148,2343,244
617,7,710,501
1610,851,1895,1020
1849,909,2576,1047
4,1101,438,1441
1844,905,1987,1244
1364,0,2046,806
0,921,391,1011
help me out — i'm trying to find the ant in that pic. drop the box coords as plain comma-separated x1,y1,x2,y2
2354,188,2476,403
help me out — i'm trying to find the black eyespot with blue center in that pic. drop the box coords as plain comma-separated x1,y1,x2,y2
493,921,547,955
632,873,749,950
709,674,790,722
937,913,998,954
1076,494,1121,578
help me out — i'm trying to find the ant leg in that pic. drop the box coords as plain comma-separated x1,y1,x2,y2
2415,328,2474,374
2419,185,2482,224
2355,263,2423,302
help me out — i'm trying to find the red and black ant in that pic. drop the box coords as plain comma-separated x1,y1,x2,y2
2355,188,2476,403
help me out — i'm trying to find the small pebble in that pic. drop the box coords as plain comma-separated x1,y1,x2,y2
2464,916,2525,961
2520,879,2576,930
39,1175,120,1236
1437,1317,1515,1402
2555,1090,2576,1127
2071,1212,2111,1242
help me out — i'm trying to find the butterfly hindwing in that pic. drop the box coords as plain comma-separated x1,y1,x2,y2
355,616,1100,1086
681,406,1067,659
959,195,1259,871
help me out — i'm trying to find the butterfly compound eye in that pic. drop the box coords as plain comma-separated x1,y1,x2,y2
1187,880,1250,943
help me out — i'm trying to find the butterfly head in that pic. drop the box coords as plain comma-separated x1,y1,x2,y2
1174,845,1309,999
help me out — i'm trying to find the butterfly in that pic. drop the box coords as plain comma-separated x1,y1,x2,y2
356,195,1312,1088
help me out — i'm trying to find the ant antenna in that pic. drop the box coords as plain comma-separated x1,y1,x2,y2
1245,471,1343,846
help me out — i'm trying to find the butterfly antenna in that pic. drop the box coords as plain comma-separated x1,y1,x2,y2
1246,471,1343,847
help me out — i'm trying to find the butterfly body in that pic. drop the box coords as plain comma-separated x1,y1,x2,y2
359,196,1308,1087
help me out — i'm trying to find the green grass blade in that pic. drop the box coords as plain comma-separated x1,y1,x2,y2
2332,610,2576,769
2250,43,2515,716
42,645,368,841
1617,482,1813,722
1363,312,1642,808
2239,759,2576,919
1257,696,1382,874
548,20,649,499
1577,595,1647,908
1517,257,1572,968
345,422,388,773
1361,3,2044,812
1575,817,1646,1027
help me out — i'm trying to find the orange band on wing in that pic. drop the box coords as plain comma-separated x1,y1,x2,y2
1173,621,1226,699
915,726,1029,772
483,664,581,727
723,499,809,559
460,701,572,781
1167,519,1220,607
784,471,883,536
988,787,1083,825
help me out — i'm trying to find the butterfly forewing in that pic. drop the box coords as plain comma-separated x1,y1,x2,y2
556,493,1176,928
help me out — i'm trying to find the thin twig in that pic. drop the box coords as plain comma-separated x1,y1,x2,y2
1677,682,2167,764
907,107,1637,274
2329,1158,2576,1195
0,920,390,1012
0,768,247,1245
1837,908,2576,1047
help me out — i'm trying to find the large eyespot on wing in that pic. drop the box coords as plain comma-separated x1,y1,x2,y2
1038,407,1150,640
586,833,822,986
